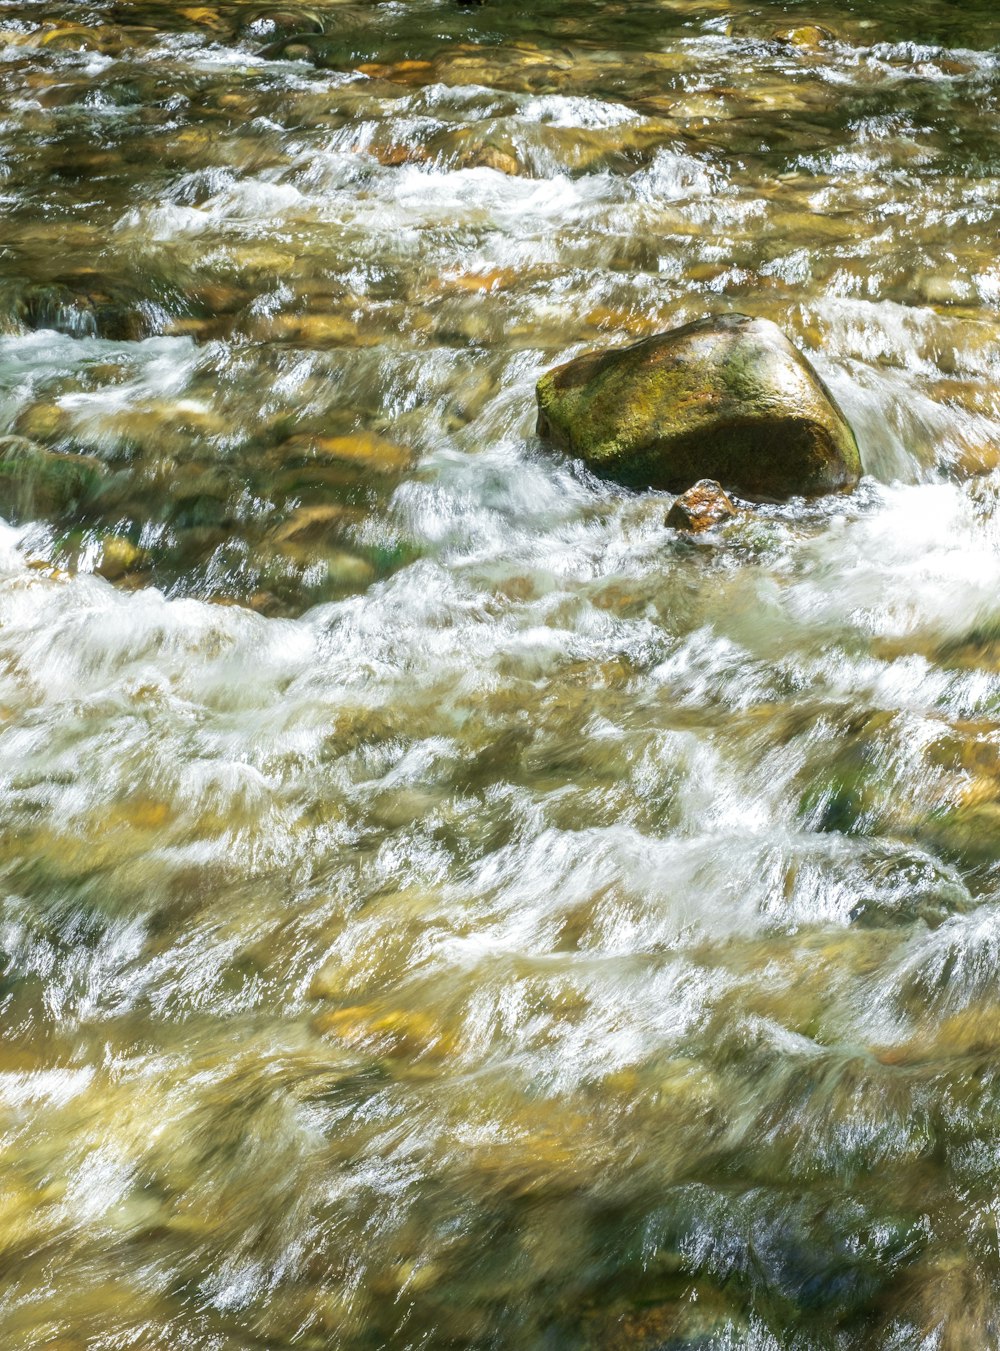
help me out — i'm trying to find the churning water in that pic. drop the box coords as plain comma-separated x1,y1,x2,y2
1,0,1000,1345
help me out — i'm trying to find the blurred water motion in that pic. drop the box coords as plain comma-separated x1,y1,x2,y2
2,0,1000,1345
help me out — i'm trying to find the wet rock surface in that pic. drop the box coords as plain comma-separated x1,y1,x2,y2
536,314,862,500
0,435,105,522
665,477,737,532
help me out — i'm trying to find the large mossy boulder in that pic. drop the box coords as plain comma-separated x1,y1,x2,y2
535,314,861,501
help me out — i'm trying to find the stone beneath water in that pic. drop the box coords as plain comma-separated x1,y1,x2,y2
535,314,862,501
463,144,521,175
0,436,105,522
666,478,737,532
773,23,836,48
94,534,148,581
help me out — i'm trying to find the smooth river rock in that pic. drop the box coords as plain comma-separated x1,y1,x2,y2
535,314,862,501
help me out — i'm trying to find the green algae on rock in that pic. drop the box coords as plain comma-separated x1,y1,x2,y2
0,435,105,523
536,314,862,501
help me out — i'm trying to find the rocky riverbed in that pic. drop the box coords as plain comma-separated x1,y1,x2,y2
2,0,1000,1347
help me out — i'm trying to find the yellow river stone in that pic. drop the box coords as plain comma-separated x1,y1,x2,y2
95,535,148,581
312,1005,457,1060
291,431,412,475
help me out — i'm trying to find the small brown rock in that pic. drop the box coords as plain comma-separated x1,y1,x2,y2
465,145,521,176
269,504,359,548
665,479,737,533
773,23,836,48
370,142,431,168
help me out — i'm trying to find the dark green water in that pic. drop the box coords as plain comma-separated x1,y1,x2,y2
1,0,1000,1346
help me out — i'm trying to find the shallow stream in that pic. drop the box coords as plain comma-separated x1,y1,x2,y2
2,0,1000,1346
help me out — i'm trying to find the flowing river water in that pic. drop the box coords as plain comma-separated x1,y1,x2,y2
2,0,1000,1346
